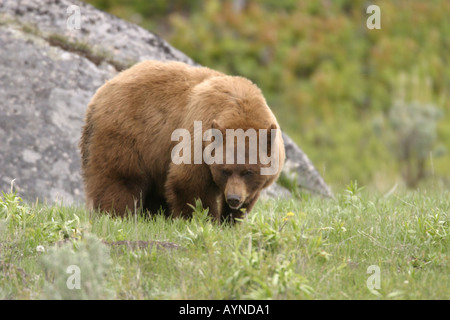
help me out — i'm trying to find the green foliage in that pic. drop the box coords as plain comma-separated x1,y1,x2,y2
388,101,441,187
179,199,217,249
225,246,314,299
0,188,449,299
277,171,301,198
0,191,34,227
40,233,113,299
42,210,83,242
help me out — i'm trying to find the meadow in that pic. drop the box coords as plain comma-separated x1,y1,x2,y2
1,183,448,300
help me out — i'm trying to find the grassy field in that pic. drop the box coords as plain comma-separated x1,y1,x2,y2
0,184,448,300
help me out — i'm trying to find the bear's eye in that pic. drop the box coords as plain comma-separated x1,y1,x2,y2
221,169,232,177
242,169,253,177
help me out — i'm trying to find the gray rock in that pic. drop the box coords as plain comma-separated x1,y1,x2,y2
0,0,332,205
282,132,333,198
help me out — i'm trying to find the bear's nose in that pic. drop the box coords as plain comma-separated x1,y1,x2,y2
226,194,242,209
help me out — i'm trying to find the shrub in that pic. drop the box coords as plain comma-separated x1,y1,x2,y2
40,233,113,299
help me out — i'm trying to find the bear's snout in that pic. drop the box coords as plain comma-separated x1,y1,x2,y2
226,194,243,209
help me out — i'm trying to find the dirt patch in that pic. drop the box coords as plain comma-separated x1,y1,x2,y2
103,240,181,250
53,239,181,250
0,262,28,285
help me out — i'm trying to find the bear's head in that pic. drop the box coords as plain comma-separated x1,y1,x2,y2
207,120,282,210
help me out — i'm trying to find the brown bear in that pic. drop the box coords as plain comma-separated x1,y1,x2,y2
80,60,285,222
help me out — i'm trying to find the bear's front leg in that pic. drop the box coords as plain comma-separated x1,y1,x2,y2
86,176,147,217
164,163,221,220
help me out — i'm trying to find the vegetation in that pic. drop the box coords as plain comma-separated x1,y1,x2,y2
1,188,448,299
46,33,131,71
84,0,450,191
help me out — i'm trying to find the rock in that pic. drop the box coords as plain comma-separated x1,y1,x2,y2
282,132,334,198
0,0,194,68
0,0,332,205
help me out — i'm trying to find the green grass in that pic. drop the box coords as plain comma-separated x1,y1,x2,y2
0,186,448,300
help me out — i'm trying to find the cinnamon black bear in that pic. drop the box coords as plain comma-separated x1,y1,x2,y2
80,61,285,222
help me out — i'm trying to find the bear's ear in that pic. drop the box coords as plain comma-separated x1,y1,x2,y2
268,123,277,132
265,123,277,153
266,123,277,140
211,119,224,132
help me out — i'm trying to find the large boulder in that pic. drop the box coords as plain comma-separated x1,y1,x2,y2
0,0,332,205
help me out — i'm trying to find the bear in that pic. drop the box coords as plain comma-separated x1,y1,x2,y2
80,60,285,223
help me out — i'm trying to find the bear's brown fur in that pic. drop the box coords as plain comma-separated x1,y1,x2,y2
80,60,285,222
